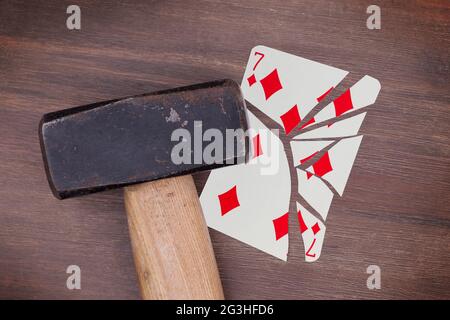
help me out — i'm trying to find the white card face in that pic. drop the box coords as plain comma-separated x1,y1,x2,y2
296,203,326,262
241,45,348,134
200,111,291,261
200,46,381,262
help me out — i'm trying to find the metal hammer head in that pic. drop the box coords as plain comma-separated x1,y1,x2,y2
39,79,248,199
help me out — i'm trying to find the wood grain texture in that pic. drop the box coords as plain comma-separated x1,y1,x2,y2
124,176,224,299
0,0,449,299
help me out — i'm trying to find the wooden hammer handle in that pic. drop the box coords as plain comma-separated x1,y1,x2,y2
124,175,224,299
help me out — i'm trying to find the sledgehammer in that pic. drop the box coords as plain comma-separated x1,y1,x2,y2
39,80,248,299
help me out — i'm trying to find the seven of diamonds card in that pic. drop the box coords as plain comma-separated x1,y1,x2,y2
200,45,381,262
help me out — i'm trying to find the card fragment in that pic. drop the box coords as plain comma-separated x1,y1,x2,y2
311,76,380,124
293,112,367,140
241,45,348,134
297,203,326,262
200,111,291,261
305,136,363,196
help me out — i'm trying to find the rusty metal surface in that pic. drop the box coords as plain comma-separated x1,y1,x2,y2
39,79,248,199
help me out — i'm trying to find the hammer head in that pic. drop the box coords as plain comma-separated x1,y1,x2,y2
39,80,248,199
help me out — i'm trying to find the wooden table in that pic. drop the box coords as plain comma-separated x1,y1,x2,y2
0,0,449,299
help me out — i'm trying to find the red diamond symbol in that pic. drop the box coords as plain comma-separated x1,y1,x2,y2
312,151,333,177
272,212,289,240
218,185,240,216
280,104,301,135
311,222,321,235
247,74,257,86
260,69,283,100
252,134,263,158
333,89,354,116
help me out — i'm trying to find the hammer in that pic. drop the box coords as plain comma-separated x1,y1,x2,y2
39,79,248,299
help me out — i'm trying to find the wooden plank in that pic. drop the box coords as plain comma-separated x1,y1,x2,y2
0,0,449,299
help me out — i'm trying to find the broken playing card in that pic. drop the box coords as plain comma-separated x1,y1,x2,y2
200,45,381,262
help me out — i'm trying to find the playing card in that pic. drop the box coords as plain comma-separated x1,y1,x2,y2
200,45,381,263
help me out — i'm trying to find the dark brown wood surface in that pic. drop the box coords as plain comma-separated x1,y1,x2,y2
0,0,449,299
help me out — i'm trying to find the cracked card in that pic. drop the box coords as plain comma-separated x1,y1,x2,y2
200,45,381,262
